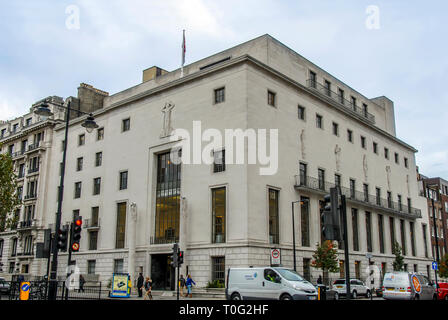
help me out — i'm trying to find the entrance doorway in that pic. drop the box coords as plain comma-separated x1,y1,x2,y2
151,254,175,290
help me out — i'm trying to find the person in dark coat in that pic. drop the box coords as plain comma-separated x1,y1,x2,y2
137,273,144,297
317,275,323,285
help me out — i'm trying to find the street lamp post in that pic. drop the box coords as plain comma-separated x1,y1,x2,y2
35,100,98,300
427,185,440,300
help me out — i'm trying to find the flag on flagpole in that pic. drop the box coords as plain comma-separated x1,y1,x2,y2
182,29,186,67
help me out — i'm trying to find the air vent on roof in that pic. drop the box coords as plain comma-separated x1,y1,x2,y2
199,57,231,70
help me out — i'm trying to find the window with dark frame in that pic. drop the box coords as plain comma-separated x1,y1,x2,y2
350,179,356,198
338,88,345,104
318,169,325,191
214,87,225,104
373,142,378,154
400,219,406,256
211,256,225,284
298,105,305,120
378,214,385,254
309,71,317,88
93,177,101,195
301,197,310,247
74,182,82,199
122,118,130,132
267,90,276,107
89,231,98,251
78,134,85,146
332,122,339,136
361,136,366,149
384,147,389,159
268,189,279,244
347,129,353,142
394,152,399,164
212,187,226,243
95,152,102,167
352,208,359,251
115,202,127,249
119,171,128,190
97,128,104,140
76,157,83,172
316,114,323,129
324,80,331,96
213,150,225,173
366,212,372,252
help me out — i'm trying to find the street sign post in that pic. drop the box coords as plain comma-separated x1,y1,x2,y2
270,248,281,266
432,261,438,270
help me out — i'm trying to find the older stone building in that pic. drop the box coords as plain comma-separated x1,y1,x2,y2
4,34,432,288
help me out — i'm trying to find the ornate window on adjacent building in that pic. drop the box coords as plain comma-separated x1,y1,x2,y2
212,187,226,243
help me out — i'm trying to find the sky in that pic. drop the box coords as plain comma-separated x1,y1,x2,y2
0,0,447,178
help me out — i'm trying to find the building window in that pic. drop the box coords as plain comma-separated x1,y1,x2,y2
298,105,305,120
213,149,225,173
394,152,399,164
93,177,101,195
360,136,366,149
334,174,341,188
122,118,130,132
89,231,98,251
423,224,428,258
339,260,345,278
373,142,378,154
338,88,345,104
309,71,317,88
363,183,369,202
324,80,331,96
347,129,353,143
97,128,104,141
267,90,276,107
0,239,3,257
115,202,127,249
366,212,372,252
318,169,325,191
404,157,408,168
88,260,96,274
78,134,85,146
119,171,128,190
95,152,102,167
114,259,124,274
155,152,181,243
387,191,392,208
349,179,356,198
352,208,359,251
400,219,406,256
362,103,368,117
316,114,323,129
299,162,307,186
384,147,389,159
378,214,385,254
376,187,381,206
332,122,339,136
389,217,396,251
397,195,402,211
301,197,310,247
410,221,416,256
268,189,279,244
212,187,226,243
91,206,99,227
211,256,225,284
76,157,83,172
214,87,225,104
74,182,82,199
355,261,361,279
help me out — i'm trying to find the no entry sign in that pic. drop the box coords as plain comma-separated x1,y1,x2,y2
270,248,281,265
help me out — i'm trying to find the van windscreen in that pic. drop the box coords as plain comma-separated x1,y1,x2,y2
276,269,305,282
383,273,408,284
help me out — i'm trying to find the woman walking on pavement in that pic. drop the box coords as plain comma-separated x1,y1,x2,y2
185,274,195,298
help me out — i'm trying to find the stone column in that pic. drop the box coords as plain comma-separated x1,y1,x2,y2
128,202,137,290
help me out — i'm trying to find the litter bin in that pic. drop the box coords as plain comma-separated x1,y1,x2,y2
317,284,327,300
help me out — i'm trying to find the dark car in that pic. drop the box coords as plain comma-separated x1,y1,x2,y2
0,278,11,294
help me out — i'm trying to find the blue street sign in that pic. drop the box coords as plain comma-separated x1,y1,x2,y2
21,283,30,291
432,261,438,270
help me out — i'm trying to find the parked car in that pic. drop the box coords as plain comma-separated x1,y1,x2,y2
375,286,383,297
331,279,371,299
0,277,10,294
316,284,338,300
226,267,318,300
382,272,436,300
436,282,448,300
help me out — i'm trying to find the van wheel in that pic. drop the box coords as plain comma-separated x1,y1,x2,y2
444,295,448,301
334,292,339,300
366,290,371,298
280,294,293,300
230,293,242,300
351,291,357,299
414,294,420,301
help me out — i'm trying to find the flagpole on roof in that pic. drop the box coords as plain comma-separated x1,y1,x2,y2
181,29,186,78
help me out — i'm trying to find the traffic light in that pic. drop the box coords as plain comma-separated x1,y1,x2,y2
178,251,184,266
57,225,69,251
71,215,82,252
321,187,341,241
171,243,179,267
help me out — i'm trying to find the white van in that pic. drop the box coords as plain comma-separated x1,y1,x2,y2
225,267,318,300
382,272,436,300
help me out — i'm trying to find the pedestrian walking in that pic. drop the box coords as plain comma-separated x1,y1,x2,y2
79,274,85,292
317,275,323,285
137,273,144,298
179,274,186,297
185,274,195,298
143,277,153,300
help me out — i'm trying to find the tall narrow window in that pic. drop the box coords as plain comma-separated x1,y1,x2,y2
397,195,402,211
389,217,396,249
363,183,369,202
324,80,331,96
318,169,325,191
352,208,359,251
410,221,416,256
334,174,341,189
400,219,406,256
387,191,392,208
155,152,181,243
299,162,307,186
365,212,372,252
89,231,98,251
332,122,339,136
303,258,311,281
93,177,101,195
268,189,279,244
422,224,429,258
351,96,357,109
347,129,353,142
115,202,127,249
384,147,389,159
350,179,356,198
212,187,226,243
78,134,85,146
373,142,378,154
91,207,99,227
74,182,82,199
122,118,130,132
114,259,124,273
97,128,104,141
95,152,102,167
267,90,276,107
298,105,305,120
213,150,225,173
378,214,385,253
300,197,310,247
76,157,83,172
361,136,366,149
309,71,317,88
119,171,128,190
376,187,381,206
362,103,368,117
316,114,323,129
211,256,225,283
338,88,345,104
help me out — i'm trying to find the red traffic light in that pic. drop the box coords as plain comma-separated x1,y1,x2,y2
75,218,82,226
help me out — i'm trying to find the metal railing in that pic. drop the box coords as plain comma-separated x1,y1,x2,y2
27,141,41,152
306,79,376,123
294,175,422,219
150,235,179,245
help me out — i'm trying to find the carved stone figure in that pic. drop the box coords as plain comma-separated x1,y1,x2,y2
363,154,368,180
300,129,306,159
335,144,341,172
160,101,175,138
386,166,391,190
